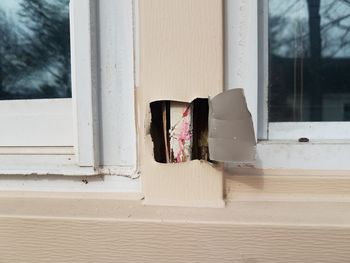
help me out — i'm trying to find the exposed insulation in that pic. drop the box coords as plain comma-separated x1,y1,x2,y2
169,102,193,163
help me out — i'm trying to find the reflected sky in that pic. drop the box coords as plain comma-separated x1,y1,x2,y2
0,0,71,100
270,0,350,58
269,0,350,122
0,0,20,10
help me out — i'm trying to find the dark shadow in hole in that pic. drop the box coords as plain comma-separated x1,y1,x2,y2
150,98,210,164
150,101,170,163
191,98,209,161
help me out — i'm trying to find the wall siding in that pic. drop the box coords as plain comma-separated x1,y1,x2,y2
0,196,350,262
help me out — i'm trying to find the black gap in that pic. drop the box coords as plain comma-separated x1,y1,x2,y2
150,101,169,163
150,99,209,163
191,98,209,161
165,101,171,162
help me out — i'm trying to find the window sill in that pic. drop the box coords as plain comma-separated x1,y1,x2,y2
258,139,350,145
254,140,350,170
0,192,348,225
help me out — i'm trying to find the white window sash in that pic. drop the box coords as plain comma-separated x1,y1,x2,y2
0,0,137,179
70,0,99,167
269,122,350,140
226,0,350,171
258,0,350,140
0,99,73,146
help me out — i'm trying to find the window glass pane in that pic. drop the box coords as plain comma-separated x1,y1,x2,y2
0,0,71,100
269,0,350,121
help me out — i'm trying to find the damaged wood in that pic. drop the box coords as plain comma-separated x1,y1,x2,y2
150,89,256,164
150,99,210,163
139,0,225,207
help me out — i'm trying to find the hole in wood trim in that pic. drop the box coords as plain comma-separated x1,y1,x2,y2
150,99,210,164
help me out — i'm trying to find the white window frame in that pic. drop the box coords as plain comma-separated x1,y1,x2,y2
0,99,73,147
0,1,74,147
0,0,79,175
0,0,139,192
258,0,350,141
226,0,350,171
70,0,99,168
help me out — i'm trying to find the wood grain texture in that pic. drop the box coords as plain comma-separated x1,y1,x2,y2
2,218,350,263
1,197,350,262
138,0,224,207
139,0,224,102
225,169,350,202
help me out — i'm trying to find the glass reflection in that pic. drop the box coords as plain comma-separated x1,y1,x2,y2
269,0,350,121
0,0,71,100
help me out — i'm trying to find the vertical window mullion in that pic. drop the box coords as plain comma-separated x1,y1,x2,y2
70,0,100,167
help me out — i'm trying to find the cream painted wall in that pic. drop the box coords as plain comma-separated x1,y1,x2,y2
1,0,350,261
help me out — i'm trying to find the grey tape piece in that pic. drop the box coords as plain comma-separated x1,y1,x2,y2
208,89,256,163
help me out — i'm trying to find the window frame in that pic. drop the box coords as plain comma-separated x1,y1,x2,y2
258,0,350,141
0,0,74,148
0,98,73,146
70,0,99,167
0,0,86,175
226,0,350,171
0,0,138,182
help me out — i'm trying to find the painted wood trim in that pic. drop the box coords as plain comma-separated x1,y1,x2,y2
97,0,137,169
138,0,224,207
0,147,74,155
1,195,350,262
269,122,350,140
255,141,350,170
225,168,350,202
226,0,258,138
70,0,100,167
0,99,73,147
